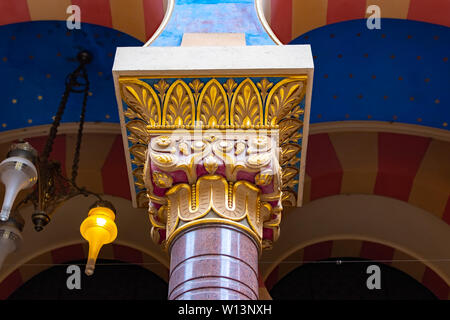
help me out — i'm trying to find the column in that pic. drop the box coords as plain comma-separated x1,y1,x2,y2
168,224,259,300
116,74,310,300
146,131,282,300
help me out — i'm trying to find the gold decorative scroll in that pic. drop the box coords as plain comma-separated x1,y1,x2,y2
147,132,281,195
120,79,161,126
265,78,306,126
162,80,195,126
145,132,283,250
119,76,308,208
230,79,263,128
119,76,306,131
197,79,229,127
161,175,273,250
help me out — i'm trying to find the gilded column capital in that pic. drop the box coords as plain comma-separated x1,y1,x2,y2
117,75,309,251
145,130,282,251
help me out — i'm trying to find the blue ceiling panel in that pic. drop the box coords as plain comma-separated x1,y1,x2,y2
1,18,448,134
0,21,142,133
291,19,449,130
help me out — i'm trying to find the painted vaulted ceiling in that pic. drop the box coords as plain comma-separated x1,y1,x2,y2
0,0,448,134
0,0,449,299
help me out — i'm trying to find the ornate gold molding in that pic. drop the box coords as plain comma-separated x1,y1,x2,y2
118,76,307,250
120,77,306,129
119,76,307,210
147,131,280,184
148,175,281,251
145,131,282,250
161,175,275,250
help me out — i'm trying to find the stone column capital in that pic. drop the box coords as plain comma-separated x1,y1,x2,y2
145,129,283,251
116,74,310,251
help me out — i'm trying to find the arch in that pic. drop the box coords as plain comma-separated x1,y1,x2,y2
0,130,133,202
0,242,169,299
0,0,167,42
265,239,447,299
143,0,174,47
264,0,450,43
255,0,282,45
269,255,438,300
0,192,170,294
260,194,450,299
5,124,448,226
287,19,450,132
310,121,450,143
0,20,142,134
303,131,450,225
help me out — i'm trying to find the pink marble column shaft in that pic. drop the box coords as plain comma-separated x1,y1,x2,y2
168,224,259,300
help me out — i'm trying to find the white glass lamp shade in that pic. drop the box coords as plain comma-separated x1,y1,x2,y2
0,225,22,270
0,156,37,221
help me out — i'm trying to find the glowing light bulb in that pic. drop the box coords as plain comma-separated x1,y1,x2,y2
96,217,107,227
80,204,117,276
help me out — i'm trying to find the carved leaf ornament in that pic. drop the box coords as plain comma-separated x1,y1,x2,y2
119,76,308,248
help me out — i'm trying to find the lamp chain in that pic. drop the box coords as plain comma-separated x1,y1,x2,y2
71,67,90,186
41,65,84,163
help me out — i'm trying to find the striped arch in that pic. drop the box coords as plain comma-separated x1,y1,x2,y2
0,0,166,42
6,126,448,223
303,131,450,225
0,127,448,300
0,131,133,202
265,0,450,43
264,239,449,300
0,242,169,300
259,192,450,300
